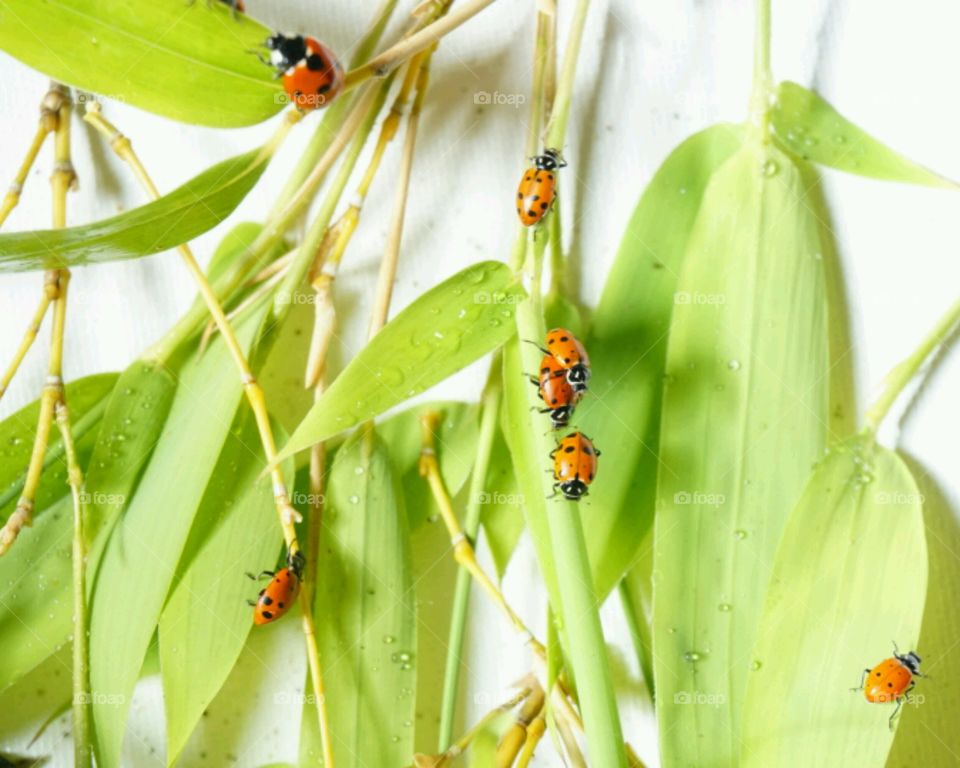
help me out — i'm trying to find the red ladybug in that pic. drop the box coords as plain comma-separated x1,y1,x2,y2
531,354,582,429
248,550,304,625
551,432,599,501
855,645,923,728
545,328,591,392
516,149,566,226
264,33,343,111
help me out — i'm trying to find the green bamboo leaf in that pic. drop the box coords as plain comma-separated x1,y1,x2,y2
159,413,291,766
0,147,271,273
300,427,416,766
89,313,264,768
580,123,743,599
378,401,479,528
479,427,523,579
0,373,116,517
279,262,525,458
0,0,283,127
770,82,956,188
740,441,927,766
652,139,830,766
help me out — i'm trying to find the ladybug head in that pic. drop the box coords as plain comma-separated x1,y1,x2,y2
265,33,307,71
559,478,588,501
566,364,591,390
548,405,572,429
287,549,306,578
896,650,922,675
534,148,567,171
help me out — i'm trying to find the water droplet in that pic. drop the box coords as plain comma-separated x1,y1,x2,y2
727,359,741,371
751,660,763,671
488,318,501,327
832,135,846,145
427,514,439,524
354,466,365,476
761,159,779,177
348,495,360,505
718,603,732,612
400,663,412,671
403,720,412,727
813,252,823,261
803,136,818,147
500,308,513,318
734,529,748,540
429,308,440,315
383,635,395,644
667,627,677,635
9,436,22,446
391,735,400,743
123,387,134,395
457,308,467,319
683,651,703,663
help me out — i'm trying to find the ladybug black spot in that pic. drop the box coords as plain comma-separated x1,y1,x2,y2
518,192,523,199
564,446,575,453
583,446,593,456
548,173,554,180
564,357,571,363
262,596,273,606
589,472,595,481
525,174,532,181
527,209,537,217
318,83,332,94
262,611,274,620
876,672,882,676
540,202,548,210
306,54,325,71
887,682,893,687
560,336,569,342
532,195,540,201
551,398,558,405
278,602,285,609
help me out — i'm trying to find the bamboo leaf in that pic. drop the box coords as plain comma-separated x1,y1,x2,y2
0,148,271,273
279,262,525,458
159,413,291,766
652,139,830,766
580,123,743,599
300,427,416,766
770,82,956,188
0,0,283,127
89,312,264,768
479,426,523,579
740,441,927,766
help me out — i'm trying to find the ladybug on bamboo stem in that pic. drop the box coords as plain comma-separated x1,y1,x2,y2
527,328,591,392
262,33,344,111
248,549,304,625
531,354,582,429
853,644,923,728
551,432,599,501
516,148,566,226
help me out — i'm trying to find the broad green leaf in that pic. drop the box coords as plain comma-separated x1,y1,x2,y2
159,413,291,766
279,262,526,458
740,441,927,766
0,148,271,273
0,374,117,517
888,458,960,766
300,427,416,766
89,312,264,768
771,82,956,188
378,401,479,528
652,139,830,766
580,123,742,599
84,361,177,568
479,426,523,579
0,0,283,127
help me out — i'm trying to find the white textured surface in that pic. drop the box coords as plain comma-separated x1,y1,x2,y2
1,0,959,765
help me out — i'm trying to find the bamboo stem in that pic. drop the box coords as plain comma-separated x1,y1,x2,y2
543,0,590,150
81,109,301,551
437,364,501,750
0,103,57,227
749,0,773,139
495,682,545,767
344,0,497,90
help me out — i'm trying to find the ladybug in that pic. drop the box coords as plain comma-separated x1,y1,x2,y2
516,148,566,226
531,354,582,429
854,645,923,727
544,328,591,392
219,0,245,12
248,549,304,625
264,34,344,111
551,432,599,501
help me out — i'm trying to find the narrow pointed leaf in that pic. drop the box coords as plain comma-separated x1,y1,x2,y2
580,123,743,599
279,262,525,458
0,147,271,273
300,427,416,766
89,313,264,768
159,413,291,766
653,139,830,766
0,0,283,127
740,441,927,766
771,82,956,188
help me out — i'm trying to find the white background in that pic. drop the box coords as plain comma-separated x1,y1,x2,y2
1,0,959,765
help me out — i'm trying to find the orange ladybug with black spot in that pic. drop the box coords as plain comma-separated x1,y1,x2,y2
516,149,566,226
264,33,343,111
545,328,591,392
248,549,304,625
854,645,923,727
551,432,599,501
532,354,582,429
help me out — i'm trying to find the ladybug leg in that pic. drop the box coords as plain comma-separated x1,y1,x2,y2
246,599,257,607
247,569,275,581
888,696,905,730
522,339,550,355
851,668,869,692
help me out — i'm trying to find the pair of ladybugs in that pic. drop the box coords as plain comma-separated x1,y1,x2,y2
248,549,304,625
856,645,923,728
